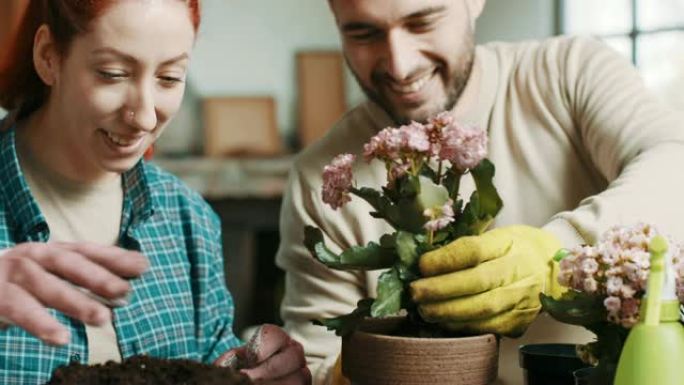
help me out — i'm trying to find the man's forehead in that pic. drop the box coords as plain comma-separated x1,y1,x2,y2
331,0,454,23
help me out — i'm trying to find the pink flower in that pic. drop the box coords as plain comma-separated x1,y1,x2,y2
557,223,684,328
400,122,431,153
604,296,621,313
581,258,599,275
439,123,488,171
606,276,624,296
583,277,598,293
428,111,455,128
322,154,356,210
363,122,430,163
363,128,402,161
423,199,455,232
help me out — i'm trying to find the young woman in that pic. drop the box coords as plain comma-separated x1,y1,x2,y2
0,1,309,384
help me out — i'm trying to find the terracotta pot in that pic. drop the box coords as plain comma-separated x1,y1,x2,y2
342,317,499,385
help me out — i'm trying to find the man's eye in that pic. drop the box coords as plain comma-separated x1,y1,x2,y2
158,76,184,87
348,30,382,42
406,20,434,33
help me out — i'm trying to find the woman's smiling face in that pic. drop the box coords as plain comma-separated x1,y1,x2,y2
40,0,195,177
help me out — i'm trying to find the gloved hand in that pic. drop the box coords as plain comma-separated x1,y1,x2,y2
410,225,563,337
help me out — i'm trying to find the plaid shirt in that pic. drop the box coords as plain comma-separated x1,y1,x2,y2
0,129,241,384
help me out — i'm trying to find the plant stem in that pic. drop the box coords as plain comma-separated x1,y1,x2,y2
449,169,462,200
436,161,443,184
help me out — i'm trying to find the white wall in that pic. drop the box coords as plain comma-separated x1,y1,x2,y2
157,0,558,154
477,0,557,43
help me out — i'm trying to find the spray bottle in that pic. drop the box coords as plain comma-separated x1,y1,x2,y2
614,236,684,385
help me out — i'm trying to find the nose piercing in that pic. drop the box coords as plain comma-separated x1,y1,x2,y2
126,110,135,123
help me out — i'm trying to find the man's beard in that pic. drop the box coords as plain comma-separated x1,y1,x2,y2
348,39,475,125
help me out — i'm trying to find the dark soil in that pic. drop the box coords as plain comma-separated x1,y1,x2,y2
45,355,252,385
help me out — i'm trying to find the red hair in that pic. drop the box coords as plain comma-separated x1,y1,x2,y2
0,0,201,119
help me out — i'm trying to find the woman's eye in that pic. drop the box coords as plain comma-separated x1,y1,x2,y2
97,70,127,80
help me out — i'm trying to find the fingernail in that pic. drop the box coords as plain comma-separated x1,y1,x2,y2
219,354,239,369
246,326,263,365
108,293,130,307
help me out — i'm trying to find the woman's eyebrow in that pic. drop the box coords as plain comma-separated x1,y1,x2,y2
90,47,188,65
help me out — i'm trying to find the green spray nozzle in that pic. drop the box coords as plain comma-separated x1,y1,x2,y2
644,236,667,326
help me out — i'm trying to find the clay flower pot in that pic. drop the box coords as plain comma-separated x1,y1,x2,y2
342,317,499,385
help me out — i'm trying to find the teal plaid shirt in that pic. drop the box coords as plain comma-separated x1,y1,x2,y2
0,129,241,384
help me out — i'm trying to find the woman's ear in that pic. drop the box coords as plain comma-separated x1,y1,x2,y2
33,24,59,87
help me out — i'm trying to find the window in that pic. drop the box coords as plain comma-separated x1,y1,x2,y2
561,0,684,109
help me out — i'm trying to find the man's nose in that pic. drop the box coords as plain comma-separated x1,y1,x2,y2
383,30,419,82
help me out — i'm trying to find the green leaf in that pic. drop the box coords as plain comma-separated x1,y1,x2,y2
304,226,397,270
470,159,503,219
371,267,403,317
397,175,420,199
340,243,397,270
352,187,398,228
554,248,571,262
395,231,418,268
313,298,373,336
540,292,608,326
303,226,338,266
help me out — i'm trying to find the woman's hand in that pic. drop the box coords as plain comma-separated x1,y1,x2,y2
0,242,148,345
217,324,311,385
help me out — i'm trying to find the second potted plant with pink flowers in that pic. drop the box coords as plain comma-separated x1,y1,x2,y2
541,223,684,384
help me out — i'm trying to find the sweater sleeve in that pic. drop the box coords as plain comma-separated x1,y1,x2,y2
543,37,684,245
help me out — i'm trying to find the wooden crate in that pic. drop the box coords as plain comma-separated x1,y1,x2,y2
202,97,282,157
297,51,347,148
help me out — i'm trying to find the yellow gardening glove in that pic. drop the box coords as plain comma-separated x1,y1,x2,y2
410,225,564,337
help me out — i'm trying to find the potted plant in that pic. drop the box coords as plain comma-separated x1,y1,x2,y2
304,113,502,385
539,223,684,385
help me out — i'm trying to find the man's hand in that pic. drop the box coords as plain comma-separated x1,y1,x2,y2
410,225,562,337
216,324,311,385
0,242,148,345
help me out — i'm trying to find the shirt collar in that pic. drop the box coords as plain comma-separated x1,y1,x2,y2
0,129,48,240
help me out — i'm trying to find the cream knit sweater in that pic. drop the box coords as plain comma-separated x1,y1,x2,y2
276,36,684,385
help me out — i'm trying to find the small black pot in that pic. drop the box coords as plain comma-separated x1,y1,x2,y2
573,367,597,385
519,343,589,385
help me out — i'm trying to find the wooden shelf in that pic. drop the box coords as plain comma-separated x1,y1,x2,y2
151,156,293,199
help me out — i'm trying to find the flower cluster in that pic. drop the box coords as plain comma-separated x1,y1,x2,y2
322,154,356,210
307,111,502,336
427,112,488,172
322,113,487,210
558,223,684,327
